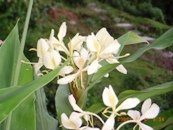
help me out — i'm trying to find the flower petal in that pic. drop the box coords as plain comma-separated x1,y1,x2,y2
117,98,140,111
61,113,76,129
57,73,78,84
138,122,153,130
49,29,59,47
58,22,67,41
68,95,83,113
96,28,114,47
106,56,119,64
102,85,118,108
86,34,99,52
87,60,101,75
116,64,127,74
70,112,83,128
101,40,120,55
43,50,61,70
37,38,49,58
140,103,160,120
59,66,74,76
141,98,152,115
127,110,141,120
68,33,85,51
102,114,115,130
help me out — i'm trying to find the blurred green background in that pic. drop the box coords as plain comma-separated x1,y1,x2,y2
0,0,173,129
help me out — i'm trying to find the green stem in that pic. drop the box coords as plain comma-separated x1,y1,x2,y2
13,0,33,85
5,0,33,130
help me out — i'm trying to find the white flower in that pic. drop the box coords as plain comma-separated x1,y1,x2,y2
102,114,115,130
87,28,120,57
37,38,49,58
61,112,82,130
35,38,62,74
58,22,67,41
127,98,160,130
86,28,127,75
61,111,100,130
43,50,61,70
47,22,69,55
68,33,86,52
58,48,89,85
87,60,102,75
102,85,140,115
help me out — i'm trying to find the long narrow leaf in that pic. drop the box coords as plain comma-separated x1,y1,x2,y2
118,81,173,102
117,31,148,54
0,67,62,123
55,84,72,122
122,28,173,63
36,88,58,130
0,23,36,130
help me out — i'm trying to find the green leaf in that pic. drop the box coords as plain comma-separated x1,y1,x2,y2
36,88,58,130
10,57,36,130
0,23,20,88
86,103,105,114
118,31,148,45
118,81,173,102
117,31,148,55
0,67,62,123
88,64,117,90
55,84,73,121
122,28,173,63
0,23,36,130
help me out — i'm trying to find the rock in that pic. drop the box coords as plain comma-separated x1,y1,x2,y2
116,23,134,30
87,3,107,13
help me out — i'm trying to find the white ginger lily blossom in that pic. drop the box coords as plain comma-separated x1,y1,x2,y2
120,98,160,130
68,33,86,52
58,48,89,85
53,22,69,55
102,85,140,116
61,112,100,130
68,95,104,123
34,36,62,74
61,95,104,130
86,28,127,75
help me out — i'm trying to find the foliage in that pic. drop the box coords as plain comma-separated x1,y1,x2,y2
98,0,165,23
0,0,173,130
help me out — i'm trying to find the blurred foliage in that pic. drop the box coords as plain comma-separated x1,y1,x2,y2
0,0,173,122
98,0,165,23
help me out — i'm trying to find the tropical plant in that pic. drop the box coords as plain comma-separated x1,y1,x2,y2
0,0,173,130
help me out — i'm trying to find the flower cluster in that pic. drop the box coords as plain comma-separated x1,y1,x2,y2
61,85,160,130
34,22,128,88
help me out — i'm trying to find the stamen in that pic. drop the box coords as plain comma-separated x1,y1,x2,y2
29,48,37,51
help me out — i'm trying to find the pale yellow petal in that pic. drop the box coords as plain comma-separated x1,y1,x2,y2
102,85,118,108
57,73,77,84
140,103,160,120
127,110,141,120
141,98,152,115
116,64,127,74
117,98,140,111
102,114,115,130
68,95,83,112
58,22,67,41
37,38,49,58
87,60,101,75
